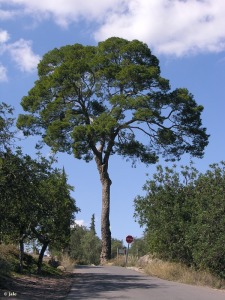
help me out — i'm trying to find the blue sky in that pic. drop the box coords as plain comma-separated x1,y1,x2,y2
0,0,225,243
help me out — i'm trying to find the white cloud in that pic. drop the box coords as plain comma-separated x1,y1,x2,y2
0,0,225,56
6,39,40,72
73,219,87,227
0,0,125,27
0,63,8,81
94,0,225,56
0,8,17,21
0,29,10,44
0,27,40,74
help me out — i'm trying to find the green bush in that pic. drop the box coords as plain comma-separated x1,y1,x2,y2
0,244,19,274
0,257,11,275
70,225,101,265
134,163,225,278
0,244,62,276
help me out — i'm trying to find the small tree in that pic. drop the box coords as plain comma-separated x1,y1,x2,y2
134,164,198,263
90,214,96,235
17,37,209,262
0,150,48,271
0,149,78,273
70,223,101,265
70,225,88,263
32,167,78,274
81,231,101,265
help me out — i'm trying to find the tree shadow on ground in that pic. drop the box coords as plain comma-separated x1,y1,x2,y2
68,266,163,299
0,273,72,300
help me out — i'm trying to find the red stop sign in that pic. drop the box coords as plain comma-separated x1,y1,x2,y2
126,235,134,244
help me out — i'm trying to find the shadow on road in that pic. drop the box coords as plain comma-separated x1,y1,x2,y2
68,266,161,299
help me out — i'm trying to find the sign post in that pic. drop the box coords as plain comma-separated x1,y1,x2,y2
125,235,134,266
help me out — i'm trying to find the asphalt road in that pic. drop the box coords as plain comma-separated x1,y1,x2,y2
66,265,225,300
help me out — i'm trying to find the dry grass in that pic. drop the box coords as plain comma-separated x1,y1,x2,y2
142,259,225,289
106,256,126,267
59,253,76,272
107,255,139,267
109,253,225,289
0,244,75,299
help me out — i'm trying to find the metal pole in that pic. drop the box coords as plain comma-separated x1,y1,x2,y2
125,243,129,266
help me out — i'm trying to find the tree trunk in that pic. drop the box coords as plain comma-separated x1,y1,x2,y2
95,158,112,264
19,233,26,273
100,173,112,263
37,242,49,274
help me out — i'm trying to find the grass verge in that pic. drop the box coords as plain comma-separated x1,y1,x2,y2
109,254,225,289
142,259,225,289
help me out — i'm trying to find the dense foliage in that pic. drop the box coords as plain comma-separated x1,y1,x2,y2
0,102,16,153
111,238,124,259
70,222,101,265
69,215,124,264
129,236,148,257
134,163,225,278
0,102,79,273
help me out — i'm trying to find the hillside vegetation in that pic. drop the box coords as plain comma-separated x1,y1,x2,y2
0,244,74,299
0,244,62,276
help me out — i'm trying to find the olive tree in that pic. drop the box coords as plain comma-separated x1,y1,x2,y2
17,37,209,262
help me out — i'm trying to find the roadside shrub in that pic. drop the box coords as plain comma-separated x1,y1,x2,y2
143,258,225,289
48,256,60,268
134,163,225,278
0,257,11,275
0,244,19,273
60,254,76,272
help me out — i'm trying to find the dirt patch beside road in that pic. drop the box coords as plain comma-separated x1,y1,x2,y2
0,273,73,300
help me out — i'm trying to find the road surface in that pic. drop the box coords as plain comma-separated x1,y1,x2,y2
66,265,225,300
